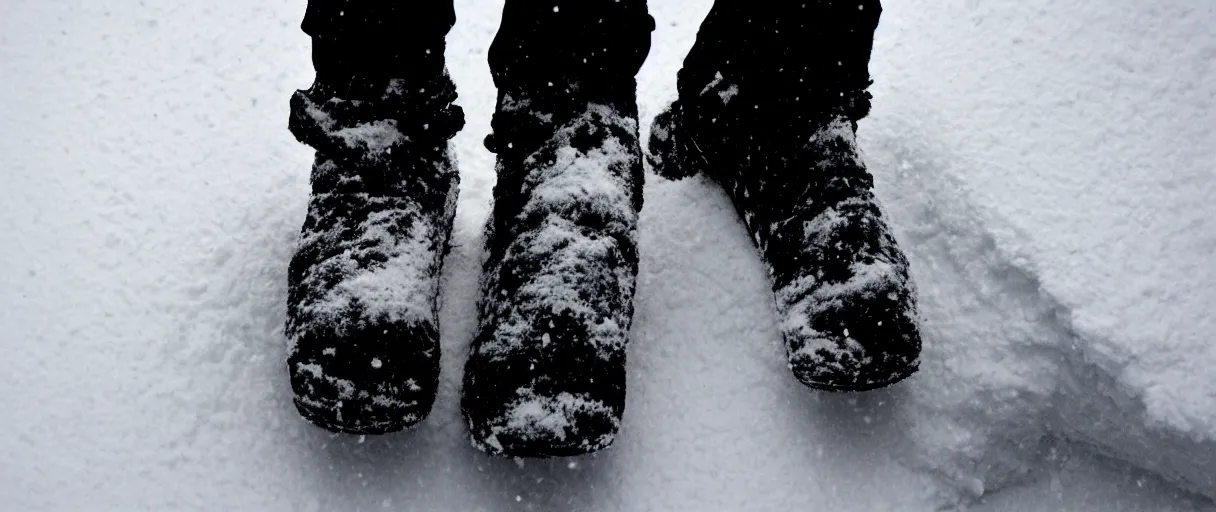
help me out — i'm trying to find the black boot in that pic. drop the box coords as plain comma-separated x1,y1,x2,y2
285,73,465,434
460,0,653,457
648,0,920,391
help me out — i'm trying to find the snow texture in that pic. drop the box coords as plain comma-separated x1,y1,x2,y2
1,0,1214,510
494,390,617,450
291,162,445,334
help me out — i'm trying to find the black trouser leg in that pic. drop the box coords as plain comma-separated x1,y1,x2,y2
487,0,654,88
301,0,456,96
679,0,881,109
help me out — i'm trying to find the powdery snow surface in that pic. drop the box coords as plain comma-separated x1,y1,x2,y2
1,0,1213,511
865,0,1216,502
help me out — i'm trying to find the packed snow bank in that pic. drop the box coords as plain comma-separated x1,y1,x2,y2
864,123,1216,505
869,0,1216,501
864,139,1064,501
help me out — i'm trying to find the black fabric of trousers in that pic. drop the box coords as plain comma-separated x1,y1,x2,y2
301,0,654,87
300,0,880,101
301,1,454,82
486,0,654,87
679,0,881,112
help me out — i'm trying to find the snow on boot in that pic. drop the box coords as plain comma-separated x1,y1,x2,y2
285,75,464,434
461,81,644,457
647,0,920,391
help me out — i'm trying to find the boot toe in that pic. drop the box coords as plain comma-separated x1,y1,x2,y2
468,390,620,458
288,320,440,434
780,282,921,392
461,320,629,458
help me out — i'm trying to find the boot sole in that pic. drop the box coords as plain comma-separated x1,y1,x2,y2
793,362,919,392
294,398,427,435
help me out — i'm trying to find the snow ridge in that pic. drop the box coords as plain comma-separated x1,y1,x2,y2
871,136,1216,505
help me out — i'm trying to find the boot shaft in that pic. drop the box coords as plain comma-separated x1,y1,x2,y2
484,80,640,158
289,73,466,194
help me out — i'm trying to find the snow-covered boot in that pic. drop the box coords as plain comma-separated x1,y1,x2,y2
285,73,464,434
461,80,645,457
647,0,920,391
460,0,652,458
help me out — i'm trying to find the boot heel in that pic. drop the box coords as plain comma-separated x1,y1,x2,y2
646,102,706,180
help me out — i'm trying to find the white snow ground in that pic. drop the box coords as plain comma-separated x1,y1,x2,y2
1,0,1213,510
